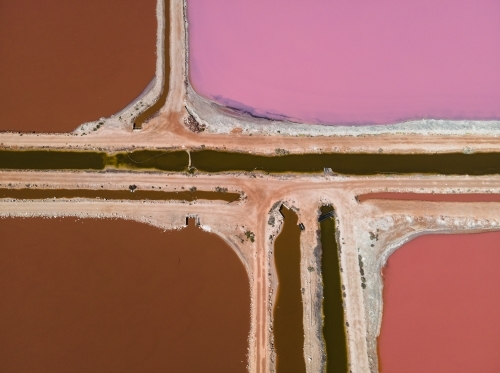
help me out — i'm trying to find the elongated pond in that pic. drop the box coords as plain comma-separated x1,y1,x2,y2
319,206,348,373
8,149,500,175
273,206,306,373
133,0,170,129
358,192,500,203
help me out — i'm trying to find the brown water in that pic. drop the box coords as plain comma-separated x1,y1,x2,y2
273,206,306,373
0,0,156,132
0,188,240,203
0,217,250,373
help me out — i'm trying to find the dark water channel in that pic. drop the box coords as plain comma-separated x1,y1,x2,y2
0,217,250,373
273,206,306,373
7,149,500,175
0,150,188,171
133,0,170,129
319,206,349,373
0,188,240,203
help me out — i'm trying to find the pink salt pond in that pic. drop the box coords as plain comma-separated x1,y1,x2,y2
188,0,500,125
358,193,500,203
379,232,500,373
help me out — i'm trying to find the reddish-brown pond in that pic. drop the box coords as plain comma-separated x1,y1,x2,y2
379,232,500,373
358,192,500,203
0,217,250,373
0,0,157,132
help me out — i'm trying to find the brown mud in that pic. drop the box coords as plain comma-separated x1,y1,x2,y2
133,0,170,129
11,149,500,175
0,217,250,373
0,0,156,133
358,192,500,203
319,206,348,373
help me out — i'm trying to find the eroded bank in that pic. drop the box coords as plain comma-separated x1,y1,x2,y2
272,206,306,373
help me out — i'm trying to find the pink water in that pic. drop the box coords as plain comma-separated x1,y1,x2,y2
379,233,500,373
188,0,500,125
358,193,500,203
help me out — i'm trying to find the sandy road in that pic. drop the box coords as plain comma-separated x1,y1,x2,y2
4,171,500,372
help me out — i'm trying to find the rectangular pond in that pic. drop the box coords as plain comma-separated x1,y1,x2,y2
319,206,348,373
188,0,500,126
272,206,306,373
0,217,250,372
379,232,500,373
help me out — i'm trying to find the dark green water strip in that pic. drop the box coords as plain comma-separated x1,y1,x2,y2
133,0,170,129
273,206,306,373
0,188,240,203
191,150,500,175
320,206,348,373
6,149,500,175
0,150,188,172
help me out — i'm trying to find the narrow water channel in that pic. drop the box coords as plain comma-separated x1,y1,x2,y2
357,192,500,203
191,150,500,175
319,206,349,373
0,0,157,132
8,149,500,175
0,188,240,203
273,206,306,373
133,0,170,129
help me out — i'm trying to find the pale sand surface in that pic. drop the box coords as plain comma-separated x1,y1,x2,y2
4,172,500,372
0,0,157,133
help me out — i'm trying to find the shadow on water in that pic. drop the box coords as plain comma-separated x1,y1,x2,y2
7,149,500,175
0,216,250,372
273,206,306,373
0,188,240,203
133,0,170,129
320,206,349,373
